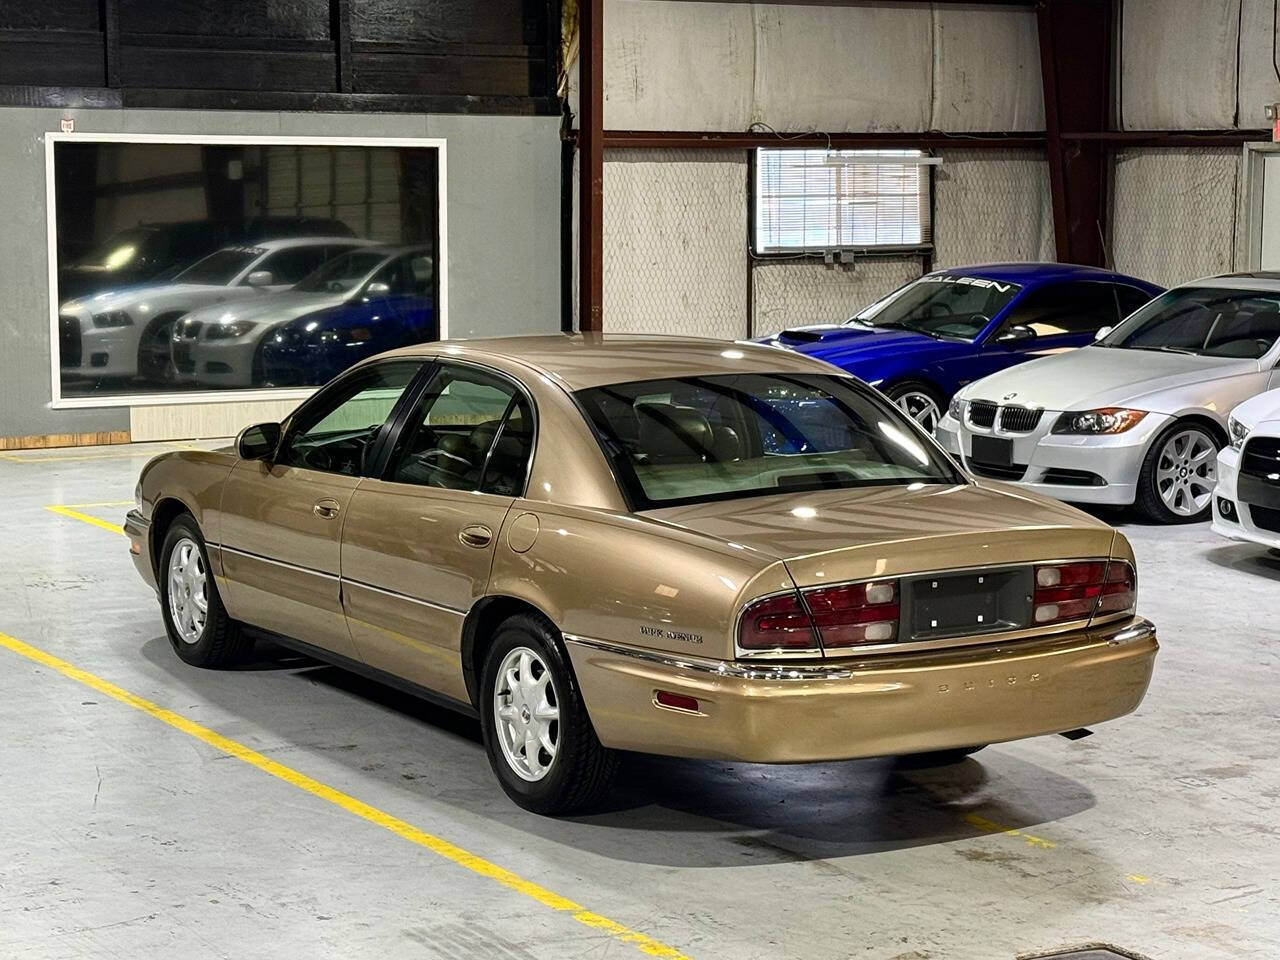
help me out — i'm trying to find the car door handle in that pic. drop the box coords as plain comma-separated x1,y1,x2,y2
458,524,492,548
313,498,341,519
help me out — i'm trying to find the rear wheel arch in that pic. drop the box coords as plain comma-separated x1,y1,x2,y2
462,594,563,708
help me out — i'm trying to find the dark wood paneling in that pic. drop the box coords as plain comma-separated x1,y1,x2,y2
352,0,545,45
0,32,104,87
0,0,560,113
118,0,332,40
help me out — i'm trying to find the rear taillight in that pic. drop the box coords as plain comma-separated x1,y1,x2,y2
738,592,819,651
803,581,899,647
1034,560,1135,625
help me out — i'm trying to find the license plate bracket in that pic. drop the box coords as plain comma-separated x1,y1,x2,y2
971,434,1014,467
903,568,1032,641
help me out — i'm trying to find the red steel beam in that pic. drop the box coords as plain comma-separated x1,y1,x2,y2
578,0,604,333
600,130,1049,150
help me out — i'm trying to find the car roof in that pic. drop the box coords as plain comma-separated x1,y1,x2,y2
1179,273,1280,293
253,236,377,250
379,334,838,390
935,262,1153,285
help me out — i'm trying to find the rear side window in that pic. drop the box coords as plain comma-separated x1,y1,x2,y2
998,281,1134,336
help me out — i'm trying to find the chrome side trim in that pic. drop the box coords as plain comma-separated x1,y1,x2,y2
342,576,467,617
565,616,1156,682
219,544,339,581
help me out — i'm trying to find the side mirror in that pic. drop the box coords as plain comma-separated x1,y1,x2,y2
236,421,281,461
364,281,391,298
246,270,274,288
1094,325,1113,341
997,324,1037,344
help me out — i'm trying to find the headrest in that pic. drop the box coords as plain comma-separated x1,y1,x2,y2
637,403,713,463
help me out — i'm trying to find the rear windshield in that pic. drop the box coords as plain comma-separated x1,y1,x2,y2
1098,286,1280,358
576,373,962,509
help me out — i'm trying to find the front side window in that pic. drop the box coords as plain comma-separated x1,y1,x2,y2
280,360,421,475
384,364,532,495
577,373,960,509
255,246,340,286
1099,287,1280,358
850,274,1021,342
754,149,932,254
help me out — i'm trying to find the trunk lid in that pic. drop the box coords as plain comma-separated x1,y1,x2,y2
643,481,1116,589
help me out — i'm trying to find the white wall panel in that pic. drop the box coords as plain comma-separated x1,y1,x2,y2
932,149,1055,267
130,398,304,442
603,0,755,131
750,4,933,133
1112,148,1241,287
603,149,748,339
751,258,921,338
931,5,1044,131
1237,0,1280,129
598,0,1043,133
1119,0,1240,130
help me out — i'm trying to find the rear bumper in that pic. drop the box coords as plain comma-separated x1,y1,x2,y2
124,509,156,591
566,617,1157,763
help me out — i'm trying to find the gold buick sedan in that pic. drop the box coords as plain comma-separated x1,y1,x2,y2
126,335,1158,814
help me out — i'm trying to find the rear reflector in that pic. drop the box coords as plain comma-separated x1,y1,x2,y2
803,580,900,647
654,690,699,712
738,592,819,650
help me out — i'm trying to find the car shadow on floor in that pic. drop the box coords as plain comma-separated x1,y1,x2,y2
1202,542,1280,580
140,635,1097,868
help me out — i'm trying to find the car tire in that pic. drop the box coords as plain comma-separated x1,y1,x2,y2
1135,421,1221,524
479,612,618,815
895,745,986,768
158,515,252,667
885,380,946,434
137,313,182,384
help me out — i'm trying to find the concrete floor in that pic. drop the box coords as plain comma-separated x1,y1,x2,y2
1,440,1278,960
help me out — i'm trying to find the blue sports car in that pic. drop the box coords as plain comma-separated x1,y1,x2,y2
758,263,1162,432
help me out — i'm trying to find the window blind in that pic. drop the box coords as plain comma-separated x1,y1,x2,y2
753,148,933,254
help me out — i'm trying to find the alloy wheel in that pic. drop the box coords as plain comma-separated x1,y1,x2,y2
167,537,208,644
1154,428,1216,517
894,391,942,433
493,646,561,782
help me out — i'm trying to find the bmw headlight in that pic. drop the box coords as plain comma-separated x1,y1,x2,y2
1051,408,1148,435
205,320,258,340
1229,415,1250,450
947,395,964,422
92,310,133,328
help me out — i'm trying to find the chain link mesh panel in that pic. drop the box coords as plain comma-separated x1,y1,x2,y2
1112,148,1240,287
932,148,1055,267
603,148,748,339
750,257,921,337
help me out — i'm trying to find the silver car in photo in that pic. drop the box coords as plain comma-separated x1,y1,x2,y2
58,236,374,383
171,245,432,389
936,274,1280,523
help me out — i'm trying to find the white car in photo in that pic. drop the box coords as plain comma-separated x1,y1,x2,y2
1212,389,1280,550
936,274,1280,523
59,236,375,383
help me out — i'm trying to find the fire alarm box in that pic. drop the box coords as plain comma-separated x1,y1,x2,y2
1267,103,1280,142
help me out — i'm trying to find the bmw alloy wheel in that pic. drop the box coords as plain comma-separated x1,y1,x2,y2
1154,428,1216,517
894,390,942,433
493,646,561,781
167,536,208,644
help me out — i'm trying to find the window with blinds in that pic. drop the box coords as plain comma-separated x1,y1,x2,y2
753,148,933,255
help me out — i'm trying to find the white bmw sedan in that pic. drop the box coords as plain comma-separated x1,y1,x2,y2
936,275,1280,523
1212,388,1280,550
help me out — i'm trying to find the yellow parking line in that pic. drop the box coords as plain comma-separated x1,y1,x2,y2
45,503,130,537
0,629,691,960
963,813,1056,849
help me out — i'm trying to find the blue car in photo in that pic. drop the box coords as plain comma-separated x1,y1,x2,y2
260,296,436,387
757,263,1162,432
